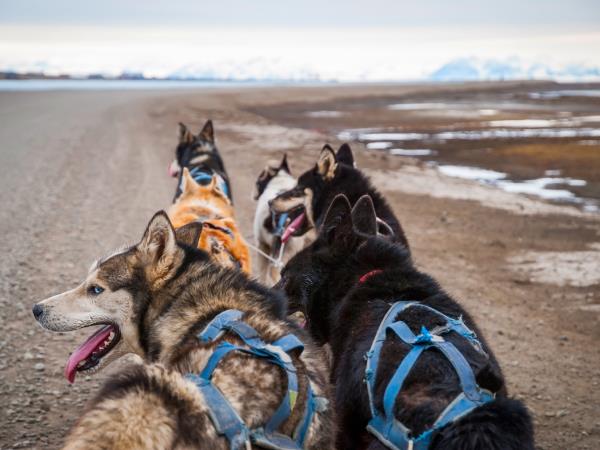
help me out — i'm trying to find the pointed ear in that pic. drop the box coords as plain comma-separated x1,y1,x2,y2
174,221,203,247
317,145,337,181
137,211,180,280
199,120,214,143
179,122,194,144
320,194,354,250
336,143,355,167
207,175,228,200
351,195,377,236
279,153,291,174
180,168,198,194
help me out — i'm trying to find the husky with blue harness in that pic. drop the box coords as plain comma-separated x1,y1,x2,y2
169,120,233,203
276,195,535,450
34,212,333,449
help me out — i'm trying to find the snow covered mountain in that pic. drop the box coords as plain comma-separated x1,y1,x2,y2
430,57,600,82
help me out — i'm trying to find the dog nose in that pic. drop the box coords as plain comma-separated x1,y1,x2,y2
32,304,44,320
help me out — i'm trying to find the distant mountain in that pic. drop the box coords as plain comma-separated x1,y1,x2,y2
2,56,600,83
430,57,600,82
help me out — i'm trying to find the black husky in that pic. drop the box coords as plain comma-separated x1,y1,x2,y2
276,195,534,450
169,120,233,202
270,144,408,249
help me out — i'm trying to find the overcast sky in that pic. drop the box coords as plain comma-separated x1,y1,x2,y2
1,1,599,80
1,0,599,27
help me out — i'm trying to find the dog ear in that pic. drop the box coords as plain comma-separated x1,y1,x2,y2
199,120,214,143
351,195,377,236
180,168,198,194
138,211,180,280
336,143,355,167
279,153,291,174
321,194,354,250
179,122,194,144
317,145,337,181
174,222,203,248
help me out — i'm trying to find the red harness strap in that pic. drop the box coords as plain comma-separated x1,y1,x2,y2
359,269,383,284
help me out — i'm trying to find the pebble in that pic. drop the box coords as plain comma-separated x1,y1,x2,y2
23,352,34,360
34,363,45,371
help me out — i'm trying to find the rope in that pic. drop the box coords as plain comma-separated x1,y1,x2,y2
246,240,286,270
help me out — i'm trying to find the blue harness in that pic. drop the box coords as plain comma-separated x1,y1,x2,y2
364,302,495,450
273,212,289,237
186,309,321,450
189,167,230,199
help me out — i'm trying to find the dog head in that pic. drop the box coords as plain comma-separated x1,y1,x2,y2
168,120,217,178
253,154,291,200
169,168,233,227
32,212,205,383
269,143,355,238
275,194,380,343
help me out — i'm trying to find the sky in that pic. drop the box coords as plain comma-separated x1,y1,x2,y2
1,1,599,81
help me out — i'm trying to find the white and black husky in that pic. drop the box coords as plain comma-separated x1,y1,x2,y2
253,154,313,285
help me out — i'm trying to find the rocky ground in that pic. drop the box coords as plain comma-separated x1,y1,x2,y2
0,83,598,449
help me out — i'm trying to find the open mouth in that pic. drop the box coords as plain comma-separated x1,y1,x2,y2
65,324,121,383
273,205,310,241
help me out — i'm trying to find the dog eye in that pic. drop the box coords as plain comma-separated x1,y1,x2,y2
88,285,104,295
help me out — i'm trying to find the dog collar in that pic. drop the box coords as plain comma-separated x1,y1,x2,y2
359,269,383,284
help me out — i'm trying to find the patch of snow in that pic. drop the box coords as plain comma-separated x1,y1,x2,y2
487,119,557,128
388,103,447,110
508,245,600,287
306,110,343,118
358,132,429,141
544,169,561,176
366,142,393,150
529,90,600,99
390,149,434,156
496,178,587,201
438,165,507,181
340,127,600,142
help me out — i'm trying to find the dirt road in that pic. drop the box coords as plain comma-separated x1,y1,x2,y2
0,84,598,449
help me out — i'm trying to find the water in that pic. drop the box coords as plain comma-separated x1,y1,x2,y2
0,79,297,92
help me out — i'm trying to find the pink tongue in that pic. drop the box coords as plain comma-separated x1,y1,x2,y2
65,324,114,384
168,160,179,178
282,212,306,244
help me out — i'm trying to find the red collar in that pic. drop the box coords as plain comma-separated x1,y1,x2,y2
359,269,383,284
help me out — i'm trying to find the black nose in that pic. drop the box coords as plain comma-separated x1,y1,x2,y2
32,304,44,320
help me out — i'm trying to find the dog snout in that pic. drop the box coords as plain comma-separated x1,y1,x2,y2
32,304,44,321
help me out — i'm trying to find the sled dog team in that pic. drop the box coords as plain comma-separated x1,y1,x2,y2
33,121,535,449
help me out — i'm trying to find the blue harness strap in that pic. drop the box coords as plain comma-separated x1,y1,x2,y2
189,166,230,199
364,302,495,450
273,212,289,237
186,310,322,450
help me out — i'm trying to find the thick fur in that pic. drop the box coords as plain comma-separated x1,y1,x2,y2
253,154,313,285
168,169,251,273
169,120,232,202
276,195,534,450
33,212,334,449
270,143,408,250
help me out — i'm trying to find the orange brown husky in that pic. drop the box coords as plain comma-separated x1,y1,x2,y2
168,167,251,273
